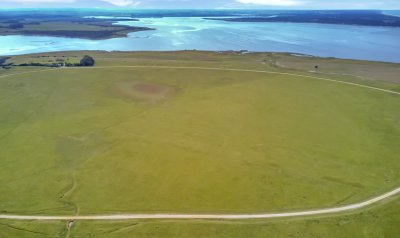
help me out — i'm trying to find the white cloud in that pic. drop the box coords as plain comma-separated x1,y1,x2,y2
3,0,141,6
3,0,76,2
236,0,303,6
99,0,141,6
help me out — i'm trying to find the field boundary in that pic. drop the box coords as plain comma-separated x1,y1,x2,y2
0,65,399,221
2,66,399,96
68,66,400,95
0,68,56,79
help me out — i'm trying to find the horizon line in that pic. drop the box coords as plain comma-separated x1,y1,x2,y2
0,8,399,10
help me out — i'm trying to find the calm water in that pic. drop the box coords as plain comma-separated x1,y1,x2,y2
1,16,400,62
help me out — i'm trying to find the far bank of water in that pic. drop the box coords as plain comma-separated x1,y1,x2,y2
1,17,400,63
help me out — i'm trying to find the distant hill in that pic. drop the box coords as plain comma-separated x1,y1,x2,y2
206,10,400,27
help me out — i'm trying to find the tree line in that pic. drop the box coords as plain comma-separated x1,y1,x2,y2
1,55,95,68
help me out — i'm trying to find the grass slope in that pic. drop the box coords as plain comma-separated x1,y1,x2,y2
0,51,399,236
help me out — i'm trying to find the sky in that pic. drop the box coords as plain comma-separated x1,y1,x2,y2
1,0,400,9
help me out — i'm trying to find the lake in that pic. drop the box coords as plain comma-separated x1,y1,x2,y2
1,15,400,62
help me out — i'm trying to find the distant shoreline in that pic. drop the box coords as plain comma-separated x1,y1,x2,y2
2,50,400,65
1,10,399,63
0,12,154,40
0,27,154,40
206,11,400,28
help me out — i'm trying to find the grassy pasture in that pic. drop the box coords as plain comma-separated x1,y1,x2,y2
0,51,399,236
1,195,399,238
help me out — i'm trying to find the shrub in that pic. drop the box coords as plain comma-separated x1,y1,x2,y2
80,55,95,67
0,57,10,65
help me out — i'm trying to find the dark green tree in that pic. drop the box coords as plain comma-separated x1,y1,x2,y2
80,55,95,67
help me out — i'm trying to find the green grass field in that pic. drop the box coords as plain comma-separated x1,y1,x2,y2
0,51,399,237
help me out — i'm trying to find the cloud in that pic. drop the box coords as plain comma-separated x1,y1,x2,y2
3,0,141,6
3,0,76,2
236,0,303,6
2,0,400,9
99,0,141,6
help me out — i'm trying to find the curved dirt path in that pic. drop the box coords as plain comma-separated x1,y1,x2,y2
3,65,400,96
0,66,399,221
1,187,399,220
0,68,56,79
68,65,400,95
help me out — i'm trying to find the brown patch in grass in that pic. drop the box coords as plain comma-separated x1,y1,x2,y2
134,83,168,94
115,81,178,103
